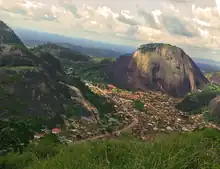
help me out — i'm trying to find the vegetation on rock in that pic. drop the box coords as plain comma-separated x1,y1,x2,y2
176,84,220,115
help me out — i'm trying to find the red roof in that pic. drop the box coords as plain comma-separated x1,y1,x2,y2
107,84,116,89
39,133,45,137
130,95,138,99
34,132,45,138
52,128,61,133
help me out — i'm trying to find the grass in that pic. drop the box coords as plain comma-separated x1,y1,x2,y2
29,128,220,169
0,66,39,72
1,128,220,169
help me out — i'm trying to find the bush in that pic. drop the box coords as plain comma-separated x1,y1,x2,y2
133,100,145,111
0,152,37,169
176,86,220,114
27,144,61,159
26,134,63,159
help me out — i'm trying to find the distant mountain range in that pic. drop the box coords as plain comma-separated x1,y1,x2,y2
14,27,136,57
13,27,220,73
192,58,220,73
192,57,220,66
56,43,123,58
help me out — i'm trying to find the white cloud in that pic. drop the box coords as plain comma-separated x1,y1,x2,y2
168,4,180,13
192,5,220,29
216,0,220,15
152,9,162,25
1,0,220,60
192,18,210,27
18,0,44,9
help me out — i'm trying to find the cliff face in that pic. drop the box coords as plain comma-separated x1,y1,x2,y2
106,43,209,97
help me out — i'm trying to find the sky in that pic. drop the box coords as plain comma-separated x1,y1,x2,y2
0,0,220,60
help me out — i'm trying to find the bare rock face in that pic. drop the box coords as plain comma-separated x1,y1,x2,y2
208,96,220,118
106,43,209,97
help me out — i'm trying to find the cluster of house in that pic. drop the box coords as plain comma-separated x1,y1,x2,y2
34,128,61,139
105,84,143,100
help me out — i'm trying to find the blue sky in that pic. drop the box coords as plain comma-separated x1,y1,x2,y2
0,0,220,60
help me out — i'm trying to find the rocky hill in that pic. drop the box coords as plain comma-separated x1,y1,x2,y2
0,21,24,45
0,21,70,124
0,21,102,126
106,43,209,97
30,43,90,65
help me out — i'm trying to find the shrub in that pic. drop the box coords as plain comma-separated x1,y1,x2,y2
0,152,36,169
176,85,220,114
26,134,62,159
133,100,145,111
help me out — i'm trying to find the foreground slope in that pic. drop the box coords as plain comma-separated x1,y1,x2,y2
106,43,208,97
2,128,220,169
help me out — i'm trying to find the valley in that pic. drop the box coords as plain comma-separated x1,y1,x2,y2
2,19,220,169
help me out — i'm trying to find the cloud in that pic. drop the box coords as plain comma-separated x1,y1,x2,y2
117,10,139,26
190,4,220,48
138,9,159,29
161,16,198,37
0,0,58,21
138,6,199,38
167,0,195,3
217,0,220,15
1,0,220,56
58,0,81,18
2,6,28,15
192,5,220,29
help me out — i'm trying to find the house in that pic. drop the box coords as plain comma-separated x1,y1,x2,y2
81,116,92,122
34,133,45,139
130,95,138,99
107,84,116,89
52,128,61,134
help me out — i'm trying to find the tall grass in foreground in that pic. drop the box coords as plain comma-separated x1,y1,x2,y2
25,128,220,169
